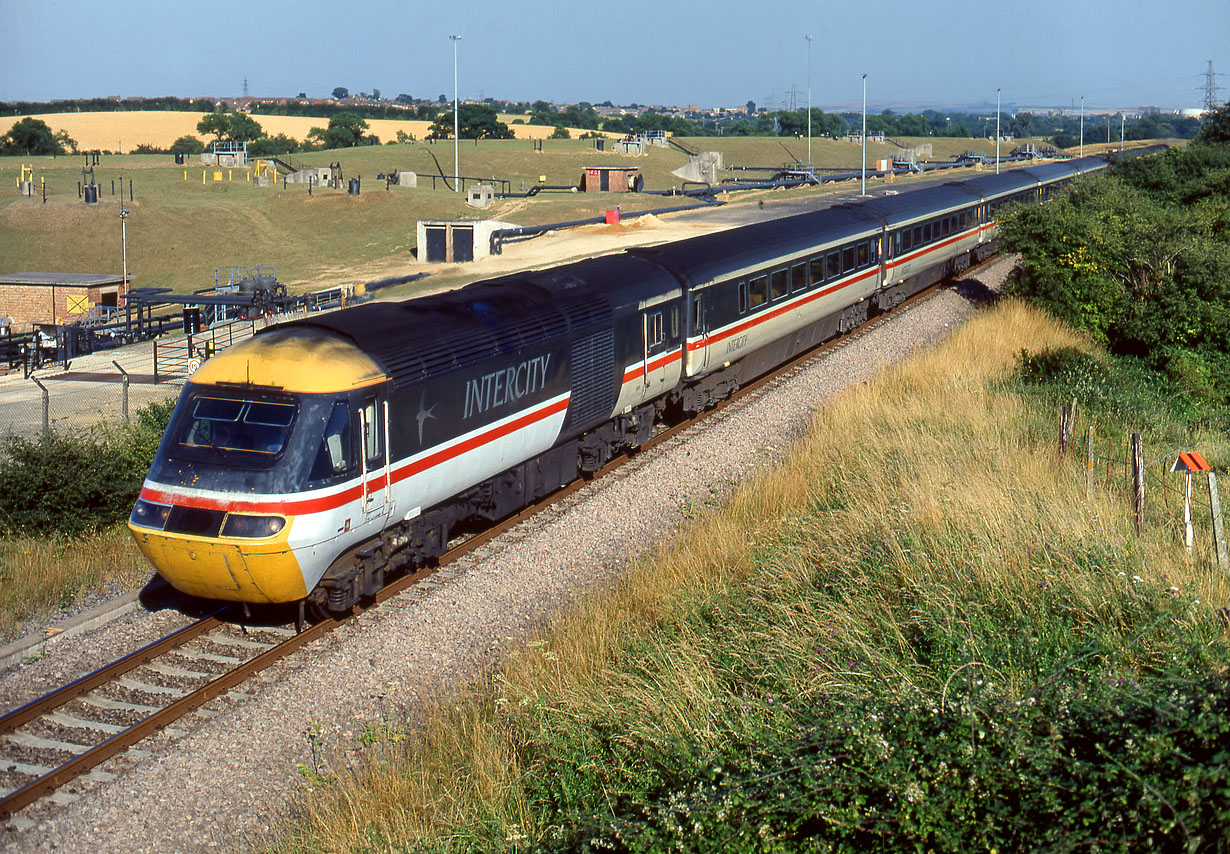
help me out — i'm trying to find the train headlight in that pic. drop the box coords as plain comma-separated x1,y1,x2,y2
221,514,287,538
130,499,171,530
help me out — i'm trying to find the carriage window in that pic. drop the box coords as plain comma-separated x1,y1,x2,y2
809,256,825,284
646,311,665,348
901,229,912,252
670,306,679,338
692,295,703,329
842,246,856,273
912,226,923,246
870,239,879,263
738,282,748,313
857,242,869,268
959,211,967,229
749,276,769,309
362,398,380,461
827,251,841,279
310,401,354,482
771,269,788,300
922,223,932,243
791,263,808,292
941,217,950,237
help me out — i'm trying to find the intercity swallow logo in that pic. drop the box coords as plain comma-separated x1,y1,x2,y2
416,390,437,444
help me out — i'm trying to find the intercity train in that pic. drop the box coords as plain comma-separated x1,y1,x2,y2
129,152,1133,615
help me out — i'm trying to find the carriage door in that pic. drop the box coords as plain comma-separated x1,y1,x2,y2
358,394,392,524
691,293,709,374
640,307,671,395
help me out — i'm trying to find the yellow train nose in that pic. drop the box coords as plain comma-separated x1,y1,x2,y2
129,524,308,603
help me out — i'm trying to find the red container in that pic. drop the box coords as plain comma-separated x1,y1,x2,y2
605,208,620,225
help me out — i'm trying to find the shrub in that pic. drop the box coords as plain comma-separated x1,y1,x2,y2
0,399,174,536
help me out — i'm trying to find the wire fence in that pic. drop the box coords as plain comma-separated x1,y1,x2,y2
1064,400,1230,572
0,376,181,439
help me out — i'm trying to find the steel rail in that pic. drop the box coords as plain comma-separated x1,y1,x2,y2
0,613,223,737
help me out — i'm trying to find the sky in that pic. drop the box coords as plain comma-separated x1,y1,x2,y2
1,0,1227,113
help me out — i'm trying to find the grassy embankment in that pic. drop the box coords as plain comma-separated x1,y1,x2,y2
0,124,1057,299
267,300,1230,851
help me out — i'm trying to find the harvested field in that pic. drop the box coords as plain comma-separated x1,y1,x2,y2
11,111,608,151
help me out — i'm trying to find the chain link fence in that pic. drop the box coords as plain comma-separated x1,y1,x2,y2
0,375,181,439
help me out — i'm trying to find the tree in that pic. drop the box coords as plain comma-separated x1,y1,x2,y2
1,117,74,155
226,112,264,142
1197,101,1230,145
196,110,263,142
372,88,381,100
332,87,349,100
197,111,230,140
427,104,513,140
550,125,571,139
248,134,299,156
306,112,370,148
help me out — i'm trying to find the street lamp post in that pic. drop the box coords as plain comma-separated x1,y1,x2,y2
1079,95,1084,158
805,34,813,169
861,73,867,196
119,208,129,303
450,34,462,193
995,88,1001,174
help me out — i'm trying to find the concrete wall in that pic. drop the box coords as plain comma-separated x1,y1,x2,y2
284,167,333,185
671,151,723,183
416,220,518,263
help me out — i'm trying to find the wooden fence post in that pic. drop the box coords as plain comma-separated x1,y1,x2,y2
1085,426,1094,495
1131,433,1145,534
1058,404,1070,457
1210,472,1228,573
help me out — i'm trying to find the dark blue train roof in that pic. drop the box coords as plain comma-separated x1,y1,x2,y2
631,204,881,288
279,253,678,387
856,183,981,227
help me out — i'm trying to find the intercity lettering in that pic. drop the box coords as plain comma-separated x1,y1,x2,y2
462,354,552,419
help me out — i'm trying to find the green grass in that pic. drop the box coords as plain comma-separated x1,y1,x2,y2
0,135,1059,300
261,301,1230,852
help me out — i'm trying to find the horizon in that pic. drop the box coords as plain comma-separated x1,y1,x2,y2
1,0,1225,113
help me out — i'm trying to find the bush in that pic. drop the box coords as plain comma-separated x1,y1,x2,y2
171,134,205,155
1016,345,1108,387
0,399,174,535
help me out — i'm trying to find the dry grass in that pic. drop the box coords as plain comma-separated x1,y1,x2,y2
263,299,1229,851
0,526,151,641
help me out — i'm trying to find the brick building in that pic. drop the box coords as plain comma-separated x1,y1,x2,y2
0,273,127,327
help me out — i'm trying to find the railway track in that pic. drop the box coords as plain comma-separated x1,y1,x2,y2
0,263,978,821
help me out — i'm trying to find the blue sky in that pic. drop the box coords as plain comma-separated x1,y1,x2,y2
1,0,1226,112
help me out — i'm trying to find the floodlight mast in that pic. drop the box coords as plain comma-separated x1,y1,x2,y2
860,74,867,196
451,35,462,193
995,88,1001,175
806,34,814,169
